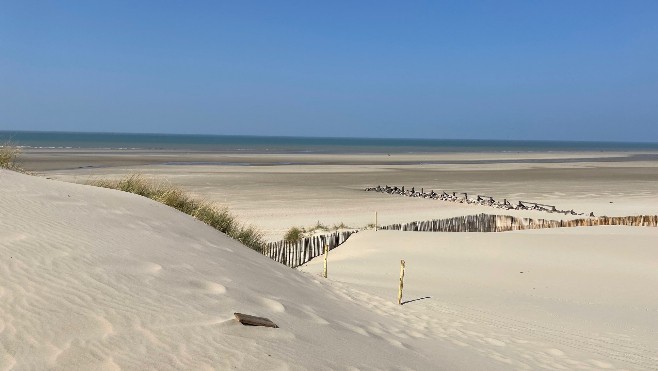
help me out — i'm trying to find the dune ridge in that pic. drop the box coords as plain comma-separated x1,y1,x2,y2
1,169,473,370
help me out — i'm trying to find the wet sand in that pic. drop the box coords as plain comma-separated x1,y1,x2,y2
21,148,658,241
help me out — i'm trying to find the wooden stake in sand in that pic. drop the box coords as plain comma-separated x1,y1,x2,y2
398,260,406,305
375,212,378,231
323,244,328,278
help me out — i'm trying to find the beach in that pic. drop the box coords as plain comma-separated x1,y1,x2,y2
3,144,658,369
4,0,658,368
23,148,658,241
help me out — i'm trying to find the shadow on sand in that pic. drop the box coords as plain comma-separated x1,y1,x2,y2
401,296,431,305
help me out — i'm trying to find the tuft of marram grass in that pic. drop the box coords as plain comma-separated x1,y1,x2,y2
308,221,329,232
283,226,304,243
332,222,351,230
0,143,23,172
89,175,265,252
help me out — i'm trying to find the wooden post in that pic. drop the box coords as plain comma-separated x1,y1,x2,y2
375,212,378,231
323,244,328,278
397,260,406,305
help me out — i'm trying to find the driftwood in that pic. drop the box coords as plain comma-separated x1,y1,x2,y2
234,313,279,328
365,185,589,216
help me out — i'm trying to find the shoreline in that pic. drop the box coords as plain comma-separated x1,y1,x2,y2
17,147,658,172
22,148,658,242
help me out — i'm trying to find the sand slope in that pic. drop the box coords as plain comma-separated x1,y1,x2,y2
4,168,658,369
301,229,658,370
2,169,492,370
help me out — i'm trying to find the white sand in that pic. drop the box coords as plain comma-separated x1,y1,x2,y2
6,149,658,369
2,170,486,370
301,229,658,370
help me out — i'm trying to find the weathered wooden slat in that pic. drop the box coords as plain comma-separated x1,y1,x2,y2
234,313,279,328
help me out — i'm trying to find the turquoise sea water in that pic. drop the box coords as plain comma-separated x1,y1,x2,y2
2,131,658,153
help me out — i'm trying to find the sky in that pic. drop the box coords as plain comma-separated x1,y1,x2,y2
1,1,657,142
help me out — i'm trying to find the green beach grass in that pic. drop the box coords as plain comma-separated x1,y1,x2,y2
89,175,265,252
283,226,304,243
281,221,355,242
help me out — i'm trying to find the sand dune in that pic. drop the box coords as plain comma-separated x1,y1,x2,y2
3,169,489,370
4,167,658,369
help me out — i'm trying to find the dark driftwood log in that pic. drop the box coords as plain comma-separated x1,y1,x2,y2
234,313,279,328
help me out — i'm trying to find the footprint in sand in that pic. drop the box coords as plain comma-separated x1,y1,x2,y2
294,305,329,325
143,262,162,274
406,329,426,339
588,359,613,369
261,298,285,313
205,282,227,294
337,322,370,337
546,348,565,357
385,337,407,349
189,280,227,295
484,338,506,347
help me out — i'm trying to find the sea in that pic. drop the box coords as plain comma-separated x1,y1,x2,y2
2,131,658,154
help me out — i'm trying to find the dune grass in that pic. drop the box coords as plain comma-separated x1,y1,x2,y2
0,143,23,171
309,221,330,233
331,221,352,230
281,221,355,243
283,226,304,243
89,174,265,252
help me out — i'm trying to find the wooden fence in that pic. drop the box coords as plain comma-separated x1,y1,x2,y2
262,230,359,268
380,214,658,232
263,214,658,268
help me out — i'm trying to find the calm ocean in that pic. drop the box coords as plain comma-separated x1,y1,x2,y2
2,131,658,154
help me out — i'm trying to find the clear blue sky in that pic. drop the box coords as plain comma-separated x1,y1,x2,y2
1,1,657,141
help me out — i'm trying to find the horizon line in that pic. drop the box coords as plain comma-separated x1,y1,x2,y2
3,129,658,146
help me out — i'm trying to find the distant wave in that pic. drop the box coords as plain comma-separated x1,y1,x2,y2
2,130,658,154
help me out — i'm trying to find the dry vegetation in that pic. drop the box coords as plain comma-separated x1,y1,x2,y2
0,143,22,171
89,175,265,251
283,227,304,243
282,221,354,243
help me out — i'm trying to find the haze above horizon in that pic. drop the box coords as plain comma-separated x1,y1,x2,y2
1,1,657,142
